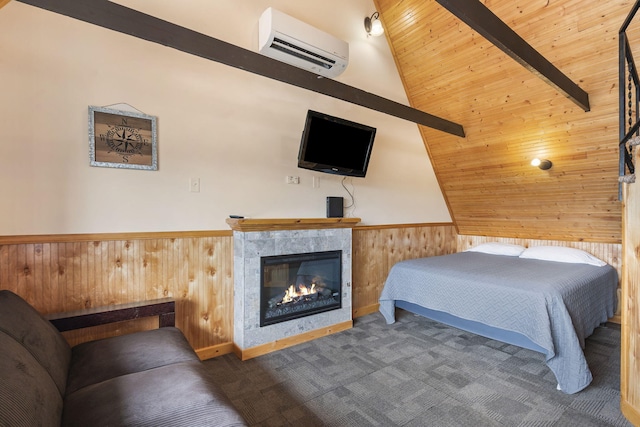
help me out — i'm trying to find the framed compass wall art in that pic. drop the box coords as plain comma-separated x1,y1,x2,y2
89,106,158,170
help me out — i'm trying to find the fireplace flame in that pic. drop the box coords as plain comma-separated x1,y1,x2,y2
281,283,317,304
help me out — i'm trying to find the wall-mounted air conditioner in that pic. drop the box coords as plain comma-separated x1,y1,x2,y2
258,7,349,78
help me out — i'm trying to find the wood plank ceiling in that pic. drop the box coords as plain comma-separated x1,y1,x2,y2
374,0,633,243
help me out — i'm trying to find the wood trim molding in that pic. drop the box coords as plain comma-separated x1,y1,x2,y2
15,0,465,137
233,320,352,361
196,342,235,361
353,303,379,318
621,399,640,427
0,229,232,245
0,222,456,244
0,0,12,10
226,217,361,232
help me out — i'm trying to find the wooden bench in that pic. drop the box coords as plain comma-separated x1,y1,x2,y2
45,298,175,332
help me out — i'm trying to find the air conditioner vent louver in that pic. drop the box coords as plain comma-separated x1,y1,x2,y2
258,8,348,78
270,37,336,70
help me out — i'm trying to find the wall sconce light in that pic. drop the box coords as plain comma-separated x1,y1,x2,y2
531,158,553,170
364,12,384,37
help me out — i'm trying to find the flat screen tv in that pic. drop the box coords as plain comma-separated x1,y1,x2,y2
297,110,376,178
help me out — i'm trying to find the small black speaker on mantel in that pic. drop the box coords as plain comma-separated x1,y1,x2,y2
326,196,344,218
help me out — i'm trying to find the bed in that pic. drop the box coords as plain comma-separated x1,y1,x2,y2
378,243,618,394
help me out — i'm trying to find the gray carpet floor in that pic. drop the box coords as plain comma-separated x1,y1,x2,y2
204,309,632,426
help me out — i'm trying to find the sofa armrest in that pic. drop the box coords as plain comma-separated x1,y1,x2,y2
45,298,175,332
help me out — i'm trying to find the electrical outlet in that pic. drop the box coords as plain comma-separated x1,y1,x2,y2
190,177,200,192
286,176,300,184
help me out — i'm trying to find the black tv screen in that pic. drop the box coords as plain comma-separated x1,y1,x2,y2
297,110,376,178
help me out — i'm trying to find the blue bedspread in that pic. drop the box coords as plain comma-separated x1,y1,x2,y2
379,252,618,394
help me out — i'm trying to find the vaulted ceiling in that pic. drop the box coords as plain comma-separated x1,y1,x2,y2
2,0,636,243
374,0,636,243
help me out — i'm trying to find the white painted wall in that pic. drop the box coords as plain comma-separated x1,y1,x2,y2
0,0,451,234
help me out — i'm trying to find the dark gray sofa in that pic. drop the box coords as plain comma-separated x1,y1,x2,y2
0,290,247,427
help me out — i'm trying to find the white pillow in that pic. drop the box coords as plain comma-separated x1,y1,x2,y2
465,242,526,257
518,246,607,267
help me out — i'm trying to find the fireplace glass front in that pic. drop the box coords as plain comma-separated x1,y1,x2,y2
260,250,342,327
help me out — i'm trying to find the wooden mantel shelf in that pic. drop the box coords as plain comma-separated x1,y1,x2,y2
226,218,361,232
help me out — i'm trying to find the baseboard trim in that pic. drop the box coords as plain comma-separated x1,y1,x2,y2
621,398,640,426
196,342,235,360
233,320,353,361
353,303,379,318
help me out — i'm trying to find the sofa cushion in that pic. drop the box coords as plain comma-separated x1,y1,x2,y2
66,327,200,395
0,290,71,395
62,361,247,427
0,331,64,427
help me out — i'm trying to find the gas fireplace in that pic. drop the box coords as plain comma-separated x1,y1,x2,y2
260,250,342,326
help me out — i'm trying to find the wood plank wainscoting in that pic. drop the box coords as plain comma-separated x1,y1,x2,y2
0,224,621,360
352,223,458,317
0,231,236,360
0,223,457,359
351,227,622,322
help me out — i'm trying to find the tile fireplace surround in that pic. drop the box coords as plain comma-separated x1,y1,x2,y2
227,218,359,360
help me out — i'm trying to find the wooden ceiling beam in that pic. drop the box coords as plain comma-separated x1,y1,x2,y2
436,0,590,112
14,0,465,137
